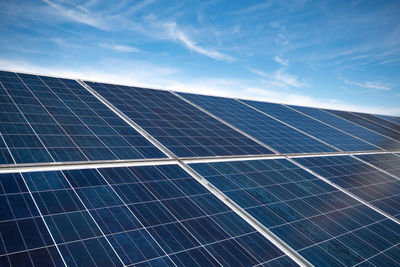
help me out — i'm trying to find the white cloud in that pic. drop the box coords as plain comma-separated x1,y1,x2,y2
248,67,311,89
342,78,391,91
163,22,236,62
274,56,289,67
98,43,141,53
42,0,108,30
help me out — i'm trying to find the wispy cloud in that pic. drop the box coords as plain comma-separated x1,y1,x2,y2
98,43,141,53
341,77,391,91
274,55,289,66
42,0,108,30
163,22,236,62
248,67,311,89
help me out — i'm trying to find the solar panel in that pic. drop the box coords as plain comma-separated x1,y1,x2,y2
177,92,336,154
242,100,378,152
190,158,400,266
295,155,400,220
325,109,400,142
355,153,400,179
376,114,400,127
0,71,166,164
0,165,298,266
0,133,13,164
288,105,400,150
84,81,274,157
352,112,400,133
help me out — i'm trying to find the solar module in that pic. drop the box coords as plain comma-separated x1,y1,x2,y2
1,165,298,266
325,109,400,142
177,92,336,154
84,81,274,158
354,153,400,179
242,100,378,152
352,112,400,133
0,71,166,165
376,114,400,127
190,158,400,266
288,105,400,150
295,155,400,220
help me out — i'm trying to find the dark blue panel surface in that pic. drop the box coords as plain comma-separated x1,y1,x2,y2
353,112,400,133
355,153,400,180
376,114,400,127
85,81,274,157
178,92,336,154
0,70,166,164
0,173,65,266
295,155,400,220
325,109,400,142
11,165,294,266
191,158,400,266
0,134,13,164
289,105,400,150
242,100,379,152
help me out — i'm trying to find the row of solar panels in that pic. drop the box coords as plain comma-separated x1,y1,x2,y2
1,152,400,266
1,70,400,166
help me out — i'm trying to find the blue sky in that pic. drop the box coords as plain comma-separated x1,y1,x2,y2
1,0,399,115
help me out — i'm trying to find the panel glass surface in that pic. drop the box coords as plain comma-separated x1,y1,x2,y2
178,92,336,154
15,165,294,266
295,155,400,220
352,112,400,133
0,173,65,266
376,114,400,126
325,109,400,142
242,100,378,152
289,105,400,150
0,70,166,165
0,134,13,164
85,81,274,157
191,158,400,266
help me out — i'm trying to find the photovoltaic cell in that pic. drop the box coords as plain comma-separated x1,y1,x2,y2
288,105,400,150
190,158,400,266
178,92,336,154
242,100,379,152
84,81,274,157
295,155,400,220
352,112,400,133
325,109,400,142
0,70,166,165
12,165,296,266
0,134,13,164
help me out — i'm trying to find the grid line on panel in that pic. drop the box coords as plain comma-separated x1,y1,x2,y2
236,99,342,152
353,153,400,180
376,114,400,127
283,104,383,151
0,132,15,164
242,99,379,152
171,91,280,154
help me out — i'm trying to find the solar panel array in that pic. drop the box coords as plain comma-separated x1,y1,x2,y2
1,70,400,267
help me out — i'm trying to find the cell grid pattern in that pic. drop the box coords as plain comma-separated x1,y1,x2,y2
376,114,400,127
84,81,274,157
190,158,400,266
242,99,379,152
0,70,166,165
295,155,400,220
178,92,336,154
325,109,400,142
0,164,297,266
289,105,400,150
355,153,400,179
